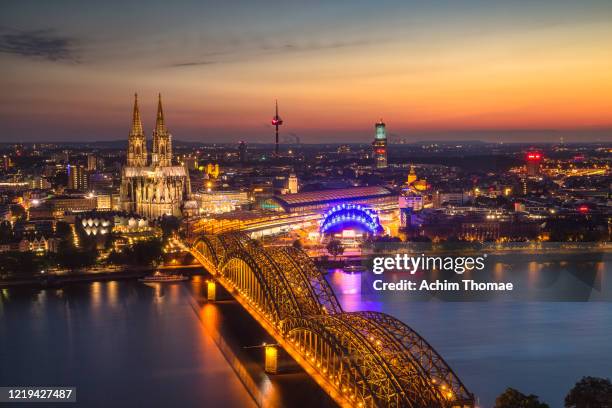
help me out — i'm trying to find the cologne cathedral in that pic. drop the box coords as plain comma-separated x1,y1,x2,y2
120,94,192,219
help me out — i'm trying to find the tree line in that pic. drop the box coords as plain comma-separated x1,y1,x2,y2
494,376,612,408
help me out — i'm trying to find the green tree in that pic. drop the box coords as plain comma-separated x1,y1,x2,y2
565,377,612,408
326,239,344,260
495,388,549,408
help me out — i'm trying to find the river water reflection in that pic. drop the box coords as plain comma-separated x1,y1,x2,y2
1,254,611,408
327,254,612,408
0,274,334,408
0,277,256,408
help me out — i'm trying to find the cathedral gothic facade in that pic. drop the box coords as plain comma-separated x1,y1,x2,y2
120,94,191,219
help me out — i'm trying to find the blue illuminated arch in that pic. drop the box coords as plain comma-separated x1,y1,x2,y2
319,203,383,234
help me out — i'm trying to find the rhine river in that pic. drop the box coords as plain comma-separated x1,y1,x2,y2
1,253,611,408
328,251,612,408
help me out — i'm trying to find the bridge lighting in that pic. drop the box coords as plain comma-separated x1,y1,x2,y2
264,344,278,374
190,233,475,407
206,280,216,301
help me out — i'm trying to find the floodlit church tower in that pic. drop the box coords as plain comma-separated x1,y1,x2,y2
407,165,417,186
127,94,147,167
151,94,173,167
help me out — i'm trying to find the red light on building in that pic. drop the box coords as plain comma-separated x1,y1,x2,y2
376,149,385,154
526,152,542,161
271,118,283,126
578,205,589,213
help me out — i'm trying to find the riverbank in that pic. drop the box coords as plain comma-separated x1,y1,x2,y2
0,264,204,288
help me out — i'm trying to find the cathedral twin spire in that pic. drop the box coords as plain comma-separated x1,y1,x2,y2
127,93,173,167
127,93,147,167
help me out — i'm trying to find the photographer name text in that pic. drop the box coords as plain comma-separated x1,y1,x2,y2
371,254,513,292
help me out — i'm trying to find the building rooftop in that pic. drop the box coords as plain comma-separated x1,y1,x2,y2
273,186,393,209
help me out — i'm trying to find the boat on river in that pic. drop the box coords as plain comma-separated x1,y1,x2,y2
139,271,188,283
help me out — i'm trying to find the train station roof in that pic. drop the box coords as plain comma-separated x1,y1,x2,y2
272,186,394,210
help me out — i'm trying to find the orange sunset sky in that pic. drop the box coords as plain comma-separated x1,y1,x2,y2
1,0,612,142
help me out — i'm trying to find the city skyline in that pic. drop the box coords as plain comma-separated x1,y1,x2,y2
2,1,612,143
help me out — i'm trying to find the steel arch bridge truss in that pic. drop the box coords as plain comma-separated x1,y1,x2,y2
190,232,474,408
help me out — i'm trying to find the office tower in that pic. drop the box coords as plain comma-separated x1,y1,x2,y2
526,152,542,177
372,119,387,169
67,164,88,191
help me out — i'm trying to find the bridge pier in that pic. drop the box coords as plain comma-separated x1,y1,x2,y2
264,344,278,374
207,280,216,301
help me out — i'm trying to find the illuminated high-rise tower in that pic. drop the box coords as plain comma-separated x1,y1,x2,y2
67,164,88,191
526,151,542,177
127,93,147,167
271,100,283,156
151,93,172,167
372,119,387,169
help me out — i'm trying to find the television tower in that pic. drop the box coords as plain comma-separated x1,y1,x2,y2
271,99,283,156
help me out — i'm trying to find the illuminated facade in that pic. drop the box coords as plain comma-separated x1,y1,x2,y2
287,173,299,194
526,151,543,177
67,164,88,191
319,203,383,235
372,119,387,169
400,166,427,229
193,190,250,214
120,94,192,219
204,163,220,179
